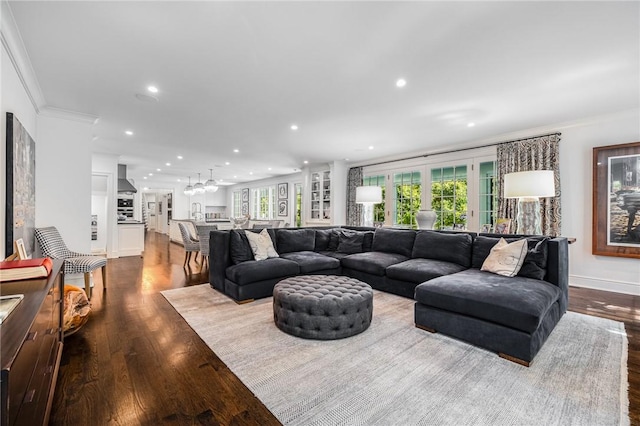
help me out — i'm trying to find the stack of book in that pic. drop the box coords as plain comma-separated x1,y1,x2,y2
0,258,53,282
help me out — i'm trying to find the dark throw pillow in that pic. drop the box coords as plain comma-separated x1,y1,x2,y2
337,230,365,254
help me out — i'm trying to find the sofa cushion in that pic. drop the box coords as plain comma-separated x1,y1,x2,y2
386,258,468,284
230,230,254,264
411,231,473,267
314,229,333,251
341,252,409,276
245,229,279,261
414,269,562,333
317,251,351,260
280,251,340,273
337,230,365,254
277,229,316,254
226,257,300,285
472,235,549,280
372,228,416,257
480,238,528,277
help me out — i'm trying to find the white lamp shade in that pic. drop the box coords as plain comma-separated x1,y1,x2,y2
356,186,382,204
504,170,555,198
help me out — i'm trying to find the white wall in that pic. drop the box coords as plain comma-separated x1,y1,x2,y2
1,40,38,259
36,115,93,253
92,153,118,257
558,109,640,295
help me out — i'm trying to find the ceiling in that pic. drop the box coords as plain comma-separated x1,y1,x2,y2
7,1,639,189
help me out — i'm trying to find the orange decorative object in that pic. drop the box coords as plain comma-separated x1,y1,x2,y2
63,284,91,336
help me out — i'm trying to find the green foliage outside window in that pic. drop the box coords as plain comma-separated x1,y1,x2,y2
395,184,421,228
431,180,468,229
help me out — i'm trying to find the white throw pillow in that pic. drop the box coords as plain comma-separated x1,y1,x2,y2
481,238,528,277
244,229,279,261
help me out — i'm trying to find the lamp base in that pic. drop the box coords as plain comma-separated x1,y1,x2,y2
362,204,374,228
516,197,542,235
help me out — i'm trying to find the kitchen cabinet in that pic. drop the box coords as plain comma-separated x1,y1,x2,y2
118,222,144,257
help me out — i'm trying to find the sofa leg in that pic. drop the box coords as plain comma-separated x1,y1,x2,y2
498,353,530,367
415,324,436,333
234,298,255,305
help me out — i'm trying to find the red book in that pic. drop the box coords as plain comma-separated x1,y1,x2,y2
0,258,53,282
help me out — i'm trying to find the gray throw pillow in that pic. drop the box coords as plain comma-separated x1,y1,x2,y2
337,230,365,254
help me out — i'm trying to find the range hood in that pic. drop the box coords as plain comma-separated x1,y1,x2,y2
118,164,138,194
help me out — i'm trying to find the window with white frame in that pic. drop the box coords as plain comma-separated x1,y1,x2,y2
250,186,277,219
392,171,422,228
362,175,386,224
232,190,242,217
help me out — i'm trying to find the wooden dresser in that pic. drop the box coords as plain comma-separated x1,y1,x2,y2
1,260,64,426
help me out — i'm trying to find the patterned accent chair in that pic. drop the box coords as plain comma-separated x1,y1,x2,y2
195,224,218,271
34,226,107,299
178,222,200,266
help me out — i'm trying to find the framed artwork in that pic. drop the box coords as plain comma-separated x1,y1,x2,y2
242,188,249,202
5,113,36,257
495,218,512,234
278,200,288,217
91,215,98,241
481,224,493,233
14,239,27,260
278,183,288,200
593,141,640,259
148,202,156,215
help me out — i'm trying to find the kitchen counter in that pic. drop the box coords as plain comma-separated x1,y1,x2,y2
118,221,144,256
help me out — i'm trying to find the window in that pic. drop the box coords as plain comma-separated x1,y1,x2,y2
392,171,421,228
362,175,386,224
295,183,302,227
478,161,497,230
250,186,276,219
430,165,468,230
232,190,242,217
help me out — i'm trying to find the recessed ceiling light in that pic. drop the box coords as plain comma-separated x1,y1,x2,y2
467,122,476,127
143,176,147,180
177,155,183,160
166,162,171,166
396,78,407,88
291,124,298,131
156,168,161,172
233,175,237,178
219,179,224,182
249,172,253,175
125,130,133,136
177,179,181,182
268,167,272,171
148,173,153,176
368,146,374,150
233,149,239,153
225,161,230,166
303,160,309,164
143,187,149,191
148,86,158,93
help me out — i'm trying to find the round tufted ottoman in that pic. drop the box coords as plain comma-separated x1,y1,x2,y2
273,275,373,340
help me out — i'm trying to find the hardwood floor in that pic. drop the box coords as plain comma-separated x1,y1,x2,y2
50,231,640,425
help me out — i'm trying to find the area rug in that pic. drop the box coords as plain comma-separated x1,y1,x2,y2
162,284,629,425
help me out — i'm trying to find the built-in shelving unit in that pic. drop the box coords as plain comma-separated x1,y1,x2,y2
310,170,331,221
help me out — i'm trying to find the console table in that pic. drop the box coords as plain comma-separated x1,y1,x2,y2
1,260,64,426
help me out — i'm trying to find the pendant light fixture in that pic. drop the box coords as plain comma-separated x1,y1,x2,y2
193,172,205,194
183,176,195,196
205,168,219,192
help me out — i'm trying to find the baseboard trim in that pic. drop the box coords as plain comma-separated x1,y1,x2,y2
570,274,640,296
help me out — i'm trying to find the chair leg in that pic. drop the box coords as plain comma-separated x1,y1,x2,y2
84,272,92,300
101,266,107,291
184,251,189,266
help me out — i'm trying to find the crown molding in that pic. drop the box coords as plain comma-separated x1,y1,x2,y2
1,0,45,113
39,106,98,124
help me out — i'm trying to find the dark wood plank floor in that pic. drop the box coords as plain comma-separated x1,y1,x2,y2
50,231,640,425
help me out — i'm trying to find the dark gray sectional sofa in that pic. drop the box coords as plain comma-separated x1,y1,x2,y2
209,226,569,365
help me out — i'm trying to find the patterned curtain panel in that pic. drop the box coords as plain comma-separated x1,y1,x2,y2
496,133,562,236
346,167,363,226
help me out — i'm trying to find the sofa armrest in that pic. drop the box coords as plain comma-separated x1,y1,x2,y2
545,237,569,312
209,230,231,292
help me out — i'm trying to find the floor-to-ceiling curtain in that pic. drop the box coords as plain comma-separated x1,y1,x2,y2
497,133,561,236
346,167,363,226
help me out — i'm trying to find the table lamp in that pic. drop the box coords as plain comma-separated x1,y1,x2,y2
504,170,555,235
356,186,382,228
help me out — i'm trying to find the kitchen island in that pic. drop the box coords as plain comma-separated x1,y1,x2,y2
118,221,144,257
